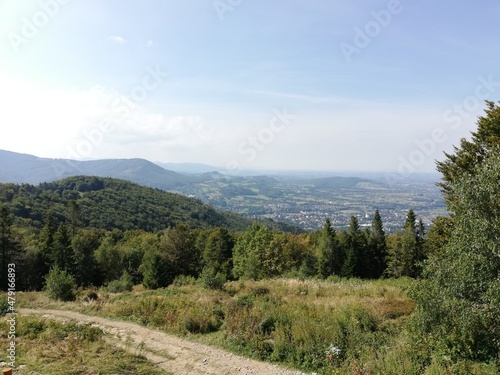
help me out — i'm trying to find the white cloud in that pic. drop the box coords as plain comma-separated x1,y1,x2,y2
106,35,127,45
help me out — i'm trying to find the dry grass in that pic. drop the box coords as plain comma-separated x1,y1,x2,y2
13,278,417,374
0,315,171,375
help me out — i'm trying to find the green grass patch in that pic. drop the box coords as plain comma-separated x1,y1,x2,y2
0,315,170,375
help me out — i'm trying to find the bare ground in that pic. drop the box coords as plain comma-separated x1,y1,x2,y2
20,309,309,375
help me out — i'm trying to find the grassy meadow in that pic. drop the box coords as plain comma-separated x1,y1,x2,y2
5,277,498,374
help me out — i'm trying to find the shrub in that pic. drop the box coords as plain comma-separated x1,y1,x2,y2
106,271,134,293
44,266,76,301
199,267,226,290
0,299,10,316
180,305,223,334
172,274,197,287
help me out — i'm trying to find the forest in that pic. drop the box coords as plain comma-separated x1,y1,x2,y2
1,101,499,374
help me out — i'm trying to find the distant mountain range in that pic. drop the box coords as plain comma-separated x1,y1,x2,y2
0,149,196,189
0,149,373,191
4,149,427,230
155,162,224,175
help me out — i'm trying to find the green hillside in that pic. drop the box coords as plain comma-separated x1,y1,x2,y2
0,176,299,233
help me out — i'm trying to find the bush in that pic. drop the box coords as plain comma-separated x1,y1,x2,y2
172,274,197,287
181,306,222,334
106,271,134,293
44,266,76,301
199,267,226,290
0,299,10,316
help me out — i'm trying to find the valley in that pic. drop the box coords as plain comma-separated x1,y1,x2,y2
0,150,447,231
177,172,447,231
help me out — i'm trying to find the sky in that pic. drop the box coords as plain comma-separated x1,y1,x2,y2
0,0,499,174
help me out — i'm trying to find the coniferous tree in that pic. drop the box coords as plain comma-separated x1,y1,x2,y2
160,224,199,279
341,216,363,278
316,218,341,278
414,218,426,277
94,234,123,284
232,223,273,280
437,100,500,207
368,210,387,278
426,216,454,258
67,200,82,238
71,229,101,286
52,224,73,273
39,210,57,253
202,228,234,277
37,210,58,281
386,209,422,278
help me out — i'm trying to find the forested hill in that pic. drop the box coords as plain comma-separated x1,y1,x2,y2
0,176,299,233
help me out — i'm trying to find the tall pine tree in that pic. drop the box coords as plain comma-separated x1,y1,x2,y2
368,210,387,278
316,218,341,278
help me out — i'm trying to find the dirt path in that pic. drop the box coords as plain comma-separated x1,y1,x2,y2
20,309,309,375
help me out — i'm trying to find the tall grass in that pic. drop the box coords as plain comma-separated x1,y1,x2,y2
0,315,170,374
16,278,496,374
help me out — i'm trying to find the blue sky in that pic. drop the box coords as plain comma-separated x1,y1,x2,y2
1,0,499,173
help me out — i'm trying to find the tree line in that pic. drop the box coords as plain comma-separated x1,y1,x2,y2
0,199,439,292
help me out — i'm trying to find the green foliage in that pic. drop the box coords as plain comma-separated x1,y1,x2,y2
202,227,234,278
172,274,197,286
106,271,134,293
411,103,500,367
316,218,340,278
0,298,9,316
426,216,454,258
232,223,273,280
386,210,425,278
44,265,76,301
94,234,124,284
160,224,200,278
0,176,297,233
437,100,500,207
141,247,170,290
51,223,73,272
341,216,365,278
0,204,21,290
199,266,227,290
10,315,168,375
368,209,387,278
71,229,101,286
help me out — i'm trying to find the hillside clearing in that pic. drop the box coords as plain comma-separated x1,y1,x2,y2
20,308,308,375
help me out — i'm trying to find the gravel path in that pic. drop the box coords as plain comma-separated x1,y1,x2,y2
20,309,309,375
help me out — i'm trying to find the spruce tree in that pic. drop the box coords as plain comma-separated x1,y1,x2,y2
202,227,234,280
316,218,341,278
386,209,422,278
369,210,387,278
437,100,500,207
52,224,73,273
341,216,363,278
